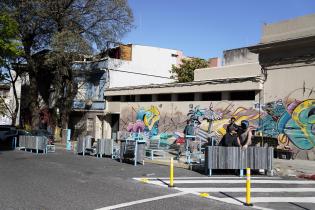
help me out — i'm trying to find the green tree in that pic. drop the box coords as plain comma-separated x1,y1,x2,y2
171,58,208,83
1,0,133,129
0,12,24,125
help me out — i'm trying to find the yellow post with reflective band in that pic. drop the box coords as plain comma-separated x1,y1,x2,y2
245,168,253,206
169,157,174,187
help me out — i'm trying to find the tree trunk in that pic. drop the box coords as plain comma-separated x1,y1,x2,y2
29,76,39,129
27,60,40,130
8,70,19,126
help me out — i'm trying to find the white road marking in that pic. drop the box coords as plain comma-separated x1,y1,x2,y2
147,180,315,184
178,187,315,193
188,191,273,210
234,196,315,203
134,176,282,180
94,192,189,210
231,197,315,203
133,176,315,209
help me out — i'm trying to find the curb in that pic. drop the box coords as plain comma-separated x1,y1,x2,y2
144,159,190,169
298,174,315,180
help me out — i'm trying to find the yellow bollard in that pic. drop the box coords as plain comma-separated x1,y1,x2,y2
140,178,149,183
199,192,209,198
244,168,253,206
169,157,174,187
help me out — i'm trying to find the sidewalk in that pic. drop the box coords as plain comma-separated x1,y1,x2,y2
273,158,315,178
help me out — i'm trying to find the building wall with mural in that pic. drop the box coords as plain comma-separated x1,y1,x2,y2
119,101,258,142
260,65,315,160
110,14,315,160
119,88,315,160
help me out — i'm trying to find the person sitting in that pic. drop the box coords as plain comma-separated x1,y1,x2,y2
220,117,238,147
236,120,252,149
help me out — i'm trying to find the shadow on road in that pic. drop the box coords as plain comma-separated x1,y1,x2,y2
289,202,311,210
219,192,244,205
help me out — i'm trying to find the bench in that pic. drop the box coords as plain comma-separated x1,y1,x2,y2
145,139,167,160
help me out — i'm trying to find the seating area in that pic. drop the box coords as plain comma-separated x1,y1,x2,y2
70,129,276,177
18,135,50,154
145,138,168,160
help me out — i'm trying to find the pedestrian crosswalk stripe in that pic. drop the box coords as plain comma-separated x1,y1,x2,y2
227,196,315,204
135,176,282,180
147,180,315,184
134,176,315,208
178,187,315,193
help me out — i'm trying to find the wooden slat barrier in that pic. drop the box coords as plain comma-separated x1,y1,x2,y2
205,146,273,176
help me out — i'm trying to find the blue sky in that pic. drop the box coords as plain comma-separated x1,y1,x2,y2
122,0,315,59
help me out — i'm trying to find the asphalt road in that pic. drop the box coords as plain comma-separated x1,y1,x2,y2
0,149,314,210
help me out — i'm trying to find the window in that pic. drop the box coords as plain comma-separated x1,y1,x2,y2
230,91,255,101
125,95,135,102
178,93,194,101
140,94,152,102
126,95,136,102
107,96,121,102
157,94,172,101
201,92,222,101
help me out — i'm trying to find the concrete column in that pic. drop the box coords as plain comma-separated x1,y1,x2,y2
194,92,202,101
104,115,112,139
171,94,178,101
222,91,229,100
152,94,158,102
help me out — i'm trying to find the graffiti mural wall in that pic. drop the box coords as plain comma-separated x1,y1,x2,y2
119,90,315,159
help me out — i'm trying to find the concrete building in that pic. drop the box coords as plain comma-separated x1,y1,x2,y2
103,44,185,88
248,14,315,160
69,44,186,139
0,75,22,126
103,14,315,160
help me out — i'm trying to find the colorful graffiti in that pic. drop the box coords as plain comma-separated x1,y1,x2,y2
259,99,315,150
196,105,261,139
127,105,160,137
120,91,315,151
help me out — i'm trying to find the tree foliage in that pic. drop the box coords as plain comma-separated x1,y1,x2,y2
0,13,23,63
1,0,134,129
171,58,208,83
0,12,24,125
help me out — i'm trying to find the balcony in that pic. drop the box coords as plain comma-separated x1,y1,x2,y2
72,100,105,111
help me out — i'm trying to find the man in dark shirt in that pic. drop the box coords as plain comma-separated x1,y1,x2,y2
220,117,238,147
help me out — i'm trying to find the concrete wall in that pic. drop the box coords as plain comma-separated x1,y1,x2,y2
260,64,315,160
223,48,258,66
194,63,261,81
117,100,258,139
261,14,315,43
263,65,315,103
106,80,262,96
107,45,183,88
